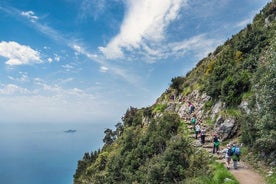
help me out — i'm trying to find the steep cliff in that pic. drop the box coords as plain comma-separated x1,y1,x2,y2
74,1,276,183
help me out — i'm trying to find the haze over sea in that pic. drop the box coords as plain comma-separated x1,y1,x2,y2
0,122,107,184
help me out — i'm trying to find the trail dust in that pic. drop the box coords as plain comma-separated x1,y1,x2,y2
229,161,265,184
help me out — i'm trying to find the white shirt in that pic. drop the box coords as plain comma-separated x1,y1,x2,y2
195,125,200,132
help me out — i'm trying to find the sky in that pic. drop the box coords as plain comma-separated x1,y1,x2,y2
0,0,271,124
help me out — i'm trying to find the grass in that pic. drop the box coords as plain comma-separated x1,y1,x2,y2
152,104,167,113
184,162,239,184
211,162,239,184
220,108,242,118
267,167,276,184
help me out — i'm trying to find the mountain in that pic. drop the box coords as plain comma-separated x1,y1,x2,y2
74,1,276,183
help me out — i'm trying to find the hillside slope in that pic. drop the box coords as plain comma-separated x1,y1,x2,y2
74,1,276,183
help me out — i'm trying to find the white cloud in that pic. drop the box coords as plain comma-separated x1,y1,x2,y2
235,18,252,29
78,0,106,20
99,0,187,59
48,57,53,63
0,41,41,66
0,82,123,123
8,72,30,83
21,11,39,22
1,4,142,86
54,54,60,62
99,66,109,72
169,34,222,59
62,64,74,71
0,84,31,95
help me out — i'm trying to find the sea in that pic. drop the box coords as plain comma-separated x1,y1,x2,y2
0,122,108,184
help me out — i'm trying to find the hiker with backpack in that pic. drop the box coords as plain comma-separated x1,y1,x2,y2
188,102,195,114
195,123,201,139
231,143,241,169
218,144,232,169
213,133,220,154
190,115,196,128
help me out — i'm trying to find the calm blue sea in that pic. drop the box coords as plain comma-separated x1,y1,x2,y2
0,122,108,184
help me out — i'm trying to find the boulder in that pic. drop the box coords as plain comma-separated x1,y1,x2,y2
215,118,237,141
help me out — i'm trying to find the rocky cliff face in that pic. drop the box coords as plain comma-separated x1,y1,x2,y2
159,89,240,142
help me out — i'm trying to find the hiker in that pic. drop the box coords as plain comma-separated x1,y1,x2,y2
200,127,206,145
190,115,196,127
188,102,195,114
218,144,232,170
195,123,200,139
213,133,220,154
170,94,175,101
231,143,241,169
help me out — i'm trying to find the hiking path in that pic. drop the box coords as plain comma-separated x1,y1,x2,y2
182,110,265,184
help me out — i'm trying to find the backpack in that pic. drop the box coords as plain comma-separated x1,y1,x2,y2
227,148,233,156
191,117,196,124
234,147,241,156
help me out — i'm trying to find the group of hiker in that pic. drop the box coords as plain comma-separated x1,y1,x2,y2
189,102,204,144
190,114,206,145
188,102,241,170
218,142,241,170
212,133,241,170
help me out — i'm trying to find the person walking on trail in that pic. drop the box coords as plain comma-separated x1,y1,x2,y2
195,123,200,139
218,144,232,170
231,143,241,169
188,102,195,114
213,133,220,154
200,127,206,145
190,115,196,128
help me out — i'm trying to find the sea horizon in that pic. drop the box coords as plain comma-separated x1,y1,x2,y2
0,122,108,184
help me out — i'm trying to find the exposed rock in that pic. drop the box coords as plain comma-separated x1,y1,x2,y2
176,90,211,120
210,100,225,120
270,161,276,167
239,100,251,114
215,118,237,141
165,103,176,112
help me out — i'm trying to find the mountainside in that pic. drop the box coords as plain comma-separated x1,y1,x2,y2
74,1,276,183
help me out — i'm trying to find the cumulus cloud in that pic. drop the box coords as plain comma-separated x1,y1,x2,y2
0,41,41,66
48,57,53,63
0,82,122,123
21,11,39,22
99,0,188,59
0,84,31,95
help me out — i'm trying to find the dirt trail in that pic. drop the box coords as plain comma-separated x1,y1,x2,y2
178,100,266,184
229,161,265,184
185,118,265,184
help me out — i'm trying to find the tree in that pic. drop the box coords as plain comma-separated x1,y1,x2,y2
103,128,115,145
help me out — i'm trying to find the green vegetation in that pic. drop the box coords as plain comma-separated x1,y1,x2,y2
152,103,167,114
267,168,276,184
240,33,276,164
74,111,214,183
74,1,276,183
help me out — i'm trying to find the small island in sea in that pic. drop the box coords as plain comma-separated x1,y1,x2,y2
64,129,77,133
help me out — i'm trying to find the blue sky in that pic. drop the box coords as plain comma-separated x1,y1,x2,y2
0,0,271,124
